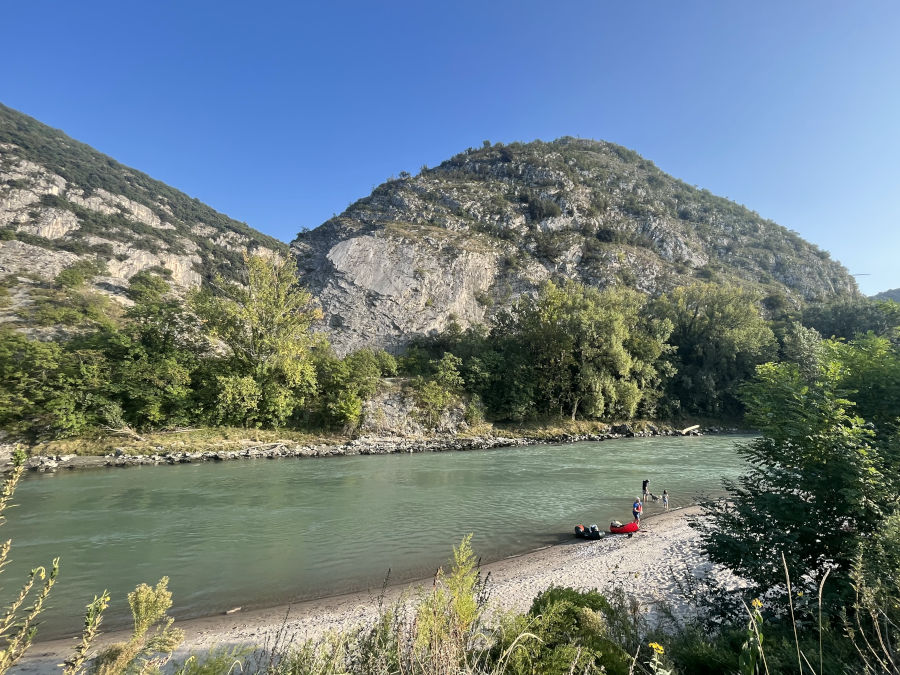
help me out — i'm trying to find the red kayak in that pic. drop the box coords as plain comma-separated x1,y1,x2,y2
609,522,639,535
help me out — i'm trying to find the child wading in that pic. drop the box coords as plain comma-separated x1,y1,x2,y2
662,489,669,511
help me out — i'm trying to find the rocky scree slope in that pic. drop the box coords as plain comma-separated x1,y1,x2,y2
0,103,286,324
292,138,857,354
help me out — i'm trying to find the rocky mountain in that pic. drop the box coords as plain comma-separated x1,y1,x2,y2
873,288,900,302
0,103,285,321
292,138,858,354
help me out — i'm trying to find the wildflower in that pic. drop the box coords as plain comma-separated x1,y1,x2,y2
649,642,664,655
797,591,804,597
751,598,763,609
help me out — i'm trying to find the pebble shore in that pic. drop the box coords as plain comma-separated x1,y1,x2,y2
19,423,728,473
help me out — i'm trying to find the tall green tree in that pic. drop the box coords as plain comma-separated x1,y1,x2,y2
802,297,900,341
499,280,671,420
697,353,892,607
93,271,204,429
828,333,900,431
312,347,387,428
654,282,775,417
0,328,113,439
193,254,322,427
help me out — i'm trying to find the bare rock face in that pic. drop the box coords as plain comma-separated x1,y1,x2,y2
0,103,286,320
358,381,468,436
300,227,502,353
0,239,79,279
294,138,858,354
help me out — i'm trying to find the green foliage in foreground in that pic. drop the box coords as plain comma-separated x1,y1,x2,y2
0,449,58,674
698,327,900,609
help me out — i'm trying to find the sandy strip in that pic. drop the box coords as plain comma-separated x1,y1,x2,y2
18,506,735,674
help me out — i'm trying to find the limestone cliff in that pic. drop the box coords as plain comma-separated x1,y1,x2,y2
292,138,858,353
0,103,285,317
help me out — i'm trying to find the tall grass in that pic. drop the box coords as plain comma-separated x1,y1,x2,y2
0,447,59,674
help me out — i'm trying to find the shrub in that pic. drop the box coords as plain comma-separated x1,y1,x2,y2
0,449,59,674
489,587,636,675
92,577,184,675
55,258,108,289
213,374,262,427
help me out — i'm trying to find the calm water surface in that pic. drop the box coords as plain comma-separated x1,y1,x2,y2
11,435,749,638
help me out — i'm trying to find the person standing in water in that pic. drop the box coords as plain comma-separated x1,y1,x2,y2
632,497,643,523
642,479,651,502
662,489,669,511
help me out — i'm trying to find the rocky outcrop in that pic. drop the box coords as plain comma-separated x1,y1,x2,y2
0,103,286,321
358,381,468,436
293,138,858,354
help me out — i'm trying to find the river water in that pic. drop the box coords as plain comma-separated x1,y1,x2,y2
10,434,749,639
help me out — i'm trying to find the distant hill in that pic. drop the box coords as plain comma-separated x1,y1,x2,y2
873,288,900,302
0,103,286,319
292,138,858,353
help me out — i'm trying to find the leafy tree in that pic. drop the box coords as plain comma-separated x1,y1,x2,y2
654,282,775,417
94,273,203,429
125,270,171,304
0,329,113,438
828,333,900,431
211,375,262,428
413,353,465,429
193,254,322,427
802,297,900,341
312,347,385,428
780,321,824,381
697,356,892,608
499,280,671,420
371,348,398,376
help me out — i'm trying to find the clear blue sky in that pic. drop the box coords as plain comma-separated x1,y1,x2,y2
3,1,899,294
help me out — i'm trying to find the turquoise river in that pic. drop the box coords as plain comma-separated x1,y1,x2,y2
10,434,749,639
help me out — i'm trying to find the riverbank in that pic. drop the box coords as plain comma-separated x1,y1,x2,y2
8,420,739,473
19,506,744,674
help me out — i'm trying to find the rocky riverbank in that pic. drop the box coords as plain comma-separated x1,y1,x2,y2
10,422,735,473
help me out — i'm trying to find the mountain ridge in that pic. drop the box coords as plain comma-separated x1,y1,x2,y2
0,107,859,353
873,288,900,303
292,137,858,353
0,103,286,320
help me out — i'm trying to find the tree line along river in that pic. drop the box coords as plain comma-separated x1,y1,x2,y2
10,434,749,639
